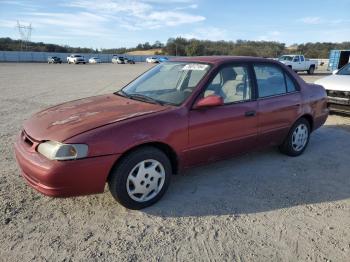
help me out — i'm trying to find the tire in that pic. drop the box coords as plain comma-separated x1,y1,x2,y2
307,66,315,75
279,118,311,157
108,146,172,209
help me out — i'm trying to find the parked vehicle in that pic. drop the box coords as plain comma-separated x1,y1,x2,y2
67,54,86,64
278,55,317,74
158,57,168,62
327,50,350,71
111,56,124,64
47,56,62,64
315,63,350,114
124,57,135,64
89,57,101,64
14,57,328,209
146,57,159,63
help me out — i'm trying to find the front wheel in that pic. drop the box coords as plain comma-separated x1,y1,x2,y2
279,118,310,156
108,147,172,209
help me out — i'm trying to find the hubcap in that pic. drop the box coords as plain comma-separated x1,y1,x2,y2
126,159,165,202
292,123,308,151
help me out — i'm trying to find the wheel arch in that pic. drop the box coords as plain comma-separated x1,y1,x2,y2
107,142,179,181
299,114,314,131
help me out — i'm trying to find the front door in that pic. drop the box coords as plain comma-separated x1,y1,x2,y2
184,64,258,167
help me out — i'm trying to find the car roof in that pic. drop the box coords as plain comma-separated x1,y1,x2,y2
170,56,277,66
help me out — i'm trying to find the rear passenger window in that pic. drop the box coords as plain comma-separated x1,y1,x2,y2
254,65,298,97
254,65,286,98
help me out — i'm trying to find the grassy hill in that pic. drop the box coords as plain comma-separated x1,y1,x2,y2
126,48,162,55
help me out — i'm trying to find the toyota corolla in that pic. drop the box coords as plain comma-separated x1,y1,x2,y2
14,56,329,209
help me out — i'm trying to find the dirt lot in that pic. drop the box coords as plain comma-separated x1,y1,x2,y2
1,63,349,262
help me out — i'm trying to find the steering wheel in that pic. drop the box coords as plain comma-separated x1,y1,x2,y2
182,87,193,93
236,83,244,94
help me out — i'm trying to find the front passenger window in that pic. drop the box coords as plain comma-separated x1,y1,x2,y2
204,65,252,104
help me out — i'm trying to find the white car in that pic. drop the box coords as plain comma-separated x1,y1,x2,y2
315,63,350,114
89,57,101,63
146,57,159,63
278,55,317,74
67,54,86,64
112,56,125,64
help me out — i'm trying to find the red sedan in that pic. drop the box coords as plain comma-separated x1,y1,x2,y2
14,56,329,209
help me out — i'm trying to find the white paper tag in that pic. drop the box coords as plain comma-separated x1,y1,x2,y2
182,64,209,71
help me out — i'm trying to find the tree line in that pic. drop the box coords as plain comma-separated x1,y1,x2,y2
1,37,350,58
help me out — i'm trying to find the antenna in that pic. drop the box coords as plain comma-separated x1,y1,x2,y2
17,20,32,51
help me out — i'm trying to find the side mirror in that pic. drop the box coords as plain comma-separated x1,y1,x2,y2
332,69,338,75
193,95,224,109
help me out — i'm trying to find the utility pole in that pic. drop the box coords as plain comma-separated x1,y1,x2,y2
17,20,32,51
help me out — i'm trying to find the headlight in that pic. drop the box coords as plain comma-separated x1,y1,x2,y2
37,141,88,161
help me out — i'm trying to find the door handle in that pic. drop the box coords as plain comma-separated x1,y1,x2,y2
245,110,256,117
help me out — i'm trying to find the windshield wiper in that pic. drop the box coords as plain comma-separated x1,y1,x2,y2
128,93,164,105
116,90,129,98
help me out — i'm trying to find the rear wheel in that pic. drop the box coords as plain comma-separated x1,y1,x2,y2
279,118,310,156
108,147,172,209
307,66,315,75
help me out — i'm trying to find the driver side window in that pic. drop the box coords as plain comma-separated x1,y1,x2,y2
204,65,252,104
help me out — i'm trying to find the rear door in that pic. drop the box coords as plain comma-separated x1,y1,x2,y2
185,63,258,167
253,63,301,147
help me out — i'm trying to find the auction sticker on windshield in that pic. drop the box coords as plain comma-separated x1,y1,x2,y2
182,64,209,71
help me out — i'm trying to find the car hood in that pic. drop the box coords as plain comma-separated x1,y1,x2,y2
315,75,350,91
23,94,168,142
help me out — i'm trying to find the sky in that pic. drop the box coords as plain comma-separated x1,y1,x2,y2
0,0,350,49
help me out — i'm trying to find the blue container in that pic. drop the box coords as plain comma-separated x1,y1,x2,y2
328,50,350,71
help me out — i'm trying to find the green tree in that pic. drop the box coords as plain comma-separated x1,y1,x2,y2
185,40,205,56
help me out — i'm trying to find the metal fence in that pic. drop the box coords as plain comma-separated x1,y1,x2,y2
0,51,170,63
0,51,330,68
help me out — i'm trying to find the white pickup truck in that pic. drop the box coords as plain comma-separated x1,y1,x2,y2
67,54,86,64
278,55,317,74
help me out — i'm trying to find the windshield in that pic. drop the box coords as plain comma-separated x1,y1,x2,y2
120,62,211,105
278,56,293,61
337,63,350,75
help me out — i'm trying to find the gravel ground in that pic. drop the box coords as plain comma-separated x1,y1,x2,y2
0,63,349,262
